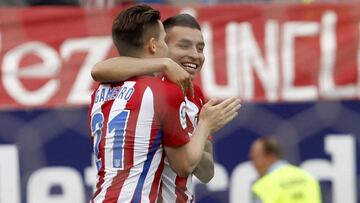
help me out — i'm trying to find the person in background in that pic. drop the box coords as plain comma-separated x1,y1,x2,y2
249,137,322,203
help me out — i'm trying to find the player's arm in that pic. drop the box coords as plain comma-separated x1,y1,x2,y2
164,98,241,177
192,87,214,183
91,57,192,94
192,140,214,183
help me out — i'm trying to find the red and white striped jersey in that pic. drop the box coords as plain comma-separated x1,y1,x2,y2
159,85,209,203
88,76,191,203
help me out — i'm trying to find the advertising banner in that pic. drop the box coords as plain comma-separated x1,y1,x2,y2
1,4,360,107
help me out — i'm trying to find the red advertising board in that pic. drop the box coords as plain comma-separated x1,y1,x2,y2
1,4,360,108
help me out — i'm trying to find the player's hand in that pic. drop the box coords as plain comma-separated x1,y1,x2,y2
198,97,241,132
163,58,194,98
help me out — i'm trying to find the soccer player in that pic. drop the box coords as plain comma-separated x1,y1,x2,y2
89,5,240,203
91,14,229,202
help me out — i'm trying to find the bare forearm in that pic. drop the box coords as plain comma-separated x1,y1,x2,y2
165,122,211,177
91,57,168,82
193,141,214,183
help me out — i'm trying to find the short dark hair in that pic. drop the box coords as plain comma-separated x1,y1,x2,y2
258,137,283,158
163,14,201,31
112,4,161,56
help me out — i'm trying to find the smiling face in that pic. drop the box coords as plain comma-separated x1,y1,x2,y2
165,26,205,80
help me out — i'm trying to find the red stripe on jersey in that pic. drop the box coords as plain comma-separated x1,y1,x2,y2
130,86,162,203
143,108,164,202
122,84,142,169
157,181,163,203
175,176,189,203
92,99,114,201
149,153,165,202
102,82,143,202
103,170,131,203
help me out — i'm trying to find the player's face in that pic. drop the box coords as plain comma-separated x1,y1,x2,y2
165,26,205,80
154,21,168,58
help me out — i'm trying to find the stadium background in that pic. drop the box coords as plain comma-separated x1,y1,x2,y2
0,1,359,203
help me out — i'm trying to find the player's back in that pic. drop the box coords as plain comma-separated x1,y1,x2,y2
89,76,169,203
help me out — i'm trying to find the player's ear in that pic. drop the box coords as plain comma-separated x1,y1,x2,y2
148,37,157,54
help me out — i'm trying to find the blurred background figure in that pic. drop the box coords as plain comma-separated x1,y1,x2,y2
249,137,322,203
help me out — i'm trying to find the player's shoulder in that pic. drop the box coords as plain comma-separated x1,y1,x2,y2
124,75,162,90
161,79,181,89
128,75,162,83
132,76,183,99
161,80,184,98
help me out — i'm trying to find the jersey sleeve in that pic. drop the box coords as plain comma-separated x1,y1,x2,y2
158,81,191,147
